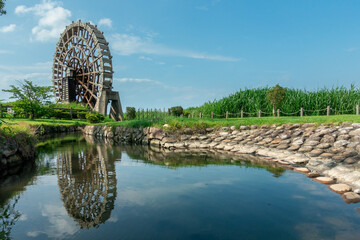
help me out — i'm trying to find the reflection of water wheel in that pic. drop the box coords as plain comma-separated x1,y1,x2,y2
52,20,123,121
57,145,117,228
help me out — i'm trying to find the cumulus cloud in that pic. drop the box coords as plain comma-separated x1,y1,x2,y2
98,18,112,28
15,0,71,42
0,24,16,33
110,33,240,62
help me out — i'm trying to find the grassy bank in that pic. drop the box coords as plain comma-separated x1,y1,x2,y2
1,114,359,134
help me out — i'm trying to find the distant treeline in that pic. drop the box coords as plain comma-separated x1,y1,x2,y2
186,85,360,116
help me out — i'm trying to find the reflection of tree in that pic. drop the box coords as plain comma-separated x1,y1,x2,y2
57,144,117,229
0,195,21,240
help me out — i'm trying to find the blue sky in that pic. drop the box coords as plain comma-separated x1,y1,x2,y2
1,0,360,109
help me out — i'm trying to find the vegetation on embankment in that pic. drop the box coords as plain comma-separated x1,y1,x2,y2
99,115,360,130
186,86,360,116
1,114,359,135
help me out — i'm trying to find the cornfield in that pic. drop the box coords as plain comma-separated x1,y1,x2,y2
187,85,360,117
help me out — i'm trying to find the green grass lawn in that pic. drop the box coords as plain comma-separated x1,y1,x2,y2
1,114,360,133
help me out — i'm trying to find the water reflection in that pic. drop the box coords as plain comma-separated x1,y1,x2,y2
0,161,35,240
1,134,360,239
56,142,117,229
88,135,285,177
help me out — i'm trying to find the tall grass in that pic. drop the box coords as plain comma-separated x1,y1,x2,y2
187,85,360,117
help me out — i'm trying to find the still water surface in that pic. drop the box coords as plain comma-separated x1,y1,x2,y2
1,134,360,240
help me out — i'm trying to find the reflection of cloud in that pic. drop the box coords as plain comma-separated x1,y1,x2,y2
108,215,118,223
291,195,305,199
27,204,78,239
117,177,238,206
19,214,28,221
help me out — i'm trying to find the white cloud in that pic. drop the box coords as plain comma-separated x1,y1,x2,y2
110,33,240,62
98,18,112,28
139,56,153,61
0,24,16,33
15,0,71,42
346,47,357,52
0,50,13,54
114,77,159,83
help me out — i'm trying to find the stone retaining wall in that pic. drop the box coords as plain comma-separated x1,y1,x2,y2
83,122,360,202
0,124,83,178
0,132,36,178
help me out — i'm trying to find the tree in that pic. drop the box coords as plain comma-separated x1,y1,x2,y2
170,106,183,117
0,0,6,16
126,107,136,120
266,84,286,116
3,80,53,120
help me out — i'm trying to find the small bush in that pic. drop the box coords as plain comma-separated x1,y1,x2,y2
126,107,136,120
170,106,183,117
85,112,105,123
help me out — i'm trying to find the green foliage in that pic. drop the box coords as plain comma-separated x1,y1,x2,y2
126,107,136,120
183,110,191,117
2,80,52,120
266,84,286,114
187,85,360,117
170,106,183,116
0,0,6,15
85,112,105,123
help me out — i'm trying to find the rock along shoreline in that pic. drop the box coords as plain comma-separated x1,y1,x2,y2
83,122,360,203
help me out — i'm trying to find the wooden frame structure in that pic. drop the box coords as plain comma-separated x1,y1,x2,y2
52,20,124,121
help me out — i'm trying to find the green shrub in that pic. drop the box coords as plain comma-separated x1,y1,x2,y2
85,112,105,123
126,107,136,120
170,106,183,117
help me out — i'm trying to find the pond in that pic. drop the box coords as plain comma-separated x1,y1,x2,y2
1,134,360,240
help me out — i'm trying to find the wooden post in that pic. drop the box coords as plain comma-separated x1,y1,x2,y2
226,111,229,119
241,110,243,119
142,109,145,119
200,112,202,118
272,108,275,117
277,109,280,117
69,107,73,119
258,110,261,118
300,107,303,117
211,112,214,119
327,106,330,116
356,104,359,115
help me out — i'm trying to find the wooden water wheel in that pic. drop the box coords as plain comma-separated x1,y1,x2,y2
52,20,124,121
